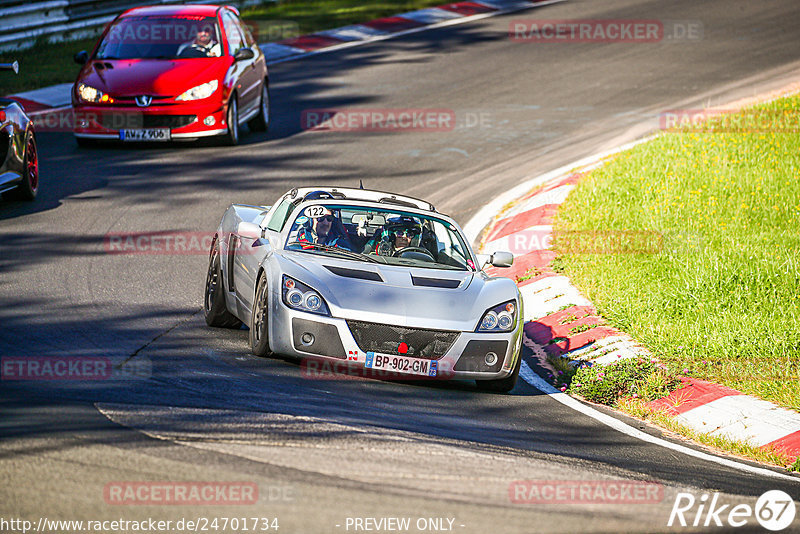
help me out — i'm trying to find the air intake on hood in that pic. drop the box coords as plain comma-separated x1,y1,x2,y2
324,265,383,282
411,275,461,289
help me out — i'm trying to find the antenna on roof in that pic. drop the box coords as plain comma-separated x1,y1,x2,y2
359,180,364,190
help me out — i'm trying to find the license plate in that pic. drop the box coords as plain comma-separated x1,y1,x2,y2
120,128,170,141
364,352,437,377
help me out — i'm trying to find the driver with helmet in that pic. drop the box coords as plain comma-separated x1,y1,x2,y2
296,208,354,251
363,215,431,257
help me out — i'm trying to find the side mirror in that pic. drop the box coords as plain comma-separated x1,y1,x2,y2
74,51,89,65
234,47,255,61
477,251,514,270
490,251,514,268
237,221,263,240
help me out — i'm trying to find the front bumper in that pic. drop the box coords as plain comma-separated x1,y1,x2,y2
72,101,227,140
270,304,523,381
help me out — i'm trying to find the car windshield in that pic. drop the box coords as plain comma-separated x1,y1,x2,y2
285,204,476,271
95,15,223,59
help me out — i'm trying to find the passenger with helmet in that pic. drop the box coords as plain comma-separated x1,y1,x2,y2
362,215,436,258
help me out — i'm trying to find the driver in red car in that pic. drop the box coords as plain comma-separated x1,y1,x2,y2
177,24,221,58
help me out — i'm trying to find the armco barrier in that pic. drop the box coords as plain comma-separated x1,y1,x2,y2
0,0,275,52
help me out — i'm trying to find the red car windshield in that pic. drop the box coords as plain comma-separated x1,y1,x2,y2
95,15,223,59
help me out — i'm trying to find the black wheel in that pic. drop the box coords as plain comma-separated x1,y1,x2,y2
247,82,269,132
222,95,239,146
9,131,38,201
476,353,521,393
204,240,242,328
249,273,272,357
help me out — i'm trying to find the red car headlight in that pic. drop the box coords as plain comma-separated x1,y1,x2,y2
77,83,113,103
175,80,219,101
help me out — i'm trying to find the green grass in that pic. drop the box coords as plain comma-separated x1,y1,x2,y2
553,96,800,412
790,457,800,472
0,37,98,95
568,358,682,404
0,0,449,94
515,266,541,283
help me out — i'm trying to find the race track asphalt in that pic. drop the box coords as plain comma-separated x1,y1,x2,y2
2,0,800,532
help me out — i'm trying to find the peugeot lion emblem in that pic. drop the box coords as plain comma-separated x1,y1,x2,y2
135,95,152,107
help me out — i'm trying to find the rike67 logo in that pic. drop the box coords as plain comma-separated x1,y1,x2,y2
668,490,796,531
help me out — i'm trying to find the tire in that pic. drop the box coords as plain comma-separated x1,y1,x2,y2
249,273,272,357
247,82,269,132
476,353,521,393
9,131,38,201
204,240,242,328
222,95,239,146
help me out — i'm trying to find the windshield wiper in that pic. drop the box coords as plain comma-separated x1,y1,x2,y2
286,241,381,263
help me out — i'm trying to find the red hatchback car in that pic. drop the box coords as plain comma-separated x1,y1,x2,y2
72,4,268,146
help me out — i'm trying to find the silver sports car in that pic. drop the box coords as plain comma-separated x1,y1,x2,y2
204,186,523,392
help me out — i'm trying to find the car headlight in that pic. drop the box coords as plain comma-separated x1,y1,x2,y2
477,300,517,333
282,275,330,316
175,80,218,101
77,83,113,103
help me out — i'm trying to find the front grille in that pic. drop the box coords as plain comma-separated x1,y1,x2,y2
99,113,196,130
346,320,459,360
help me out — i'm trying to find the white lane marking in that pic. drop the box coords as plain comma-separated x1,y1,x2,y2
518,360,800,482
519,276,591,320
265,0,567,66
315,24,387,41
10,82,73,107
503,183,576,218
260,42,307,60
398,8,464,24
676,396,800,447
